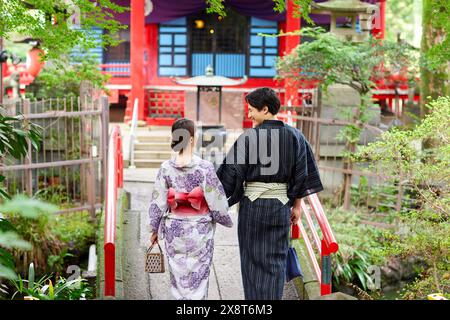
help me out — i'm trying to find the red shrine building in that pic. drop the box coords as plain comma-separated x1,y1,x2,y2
4,0,413,128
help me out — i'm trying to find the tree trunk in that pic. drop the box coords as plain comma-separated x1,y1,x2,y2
420,0,450,116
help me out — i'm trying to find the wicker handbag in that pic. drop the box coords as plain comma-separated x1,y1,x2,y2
145,242,165,273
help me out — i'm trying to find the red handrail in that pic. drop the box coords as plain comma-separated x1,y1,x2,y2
294,193,339,296
104,125,123,297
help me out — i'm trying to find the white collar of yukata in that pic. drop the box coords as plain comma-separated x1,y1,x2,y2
169,154,202,169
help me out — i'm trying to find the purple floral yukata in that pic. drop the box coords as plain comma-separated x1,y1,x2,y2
148,155,232,300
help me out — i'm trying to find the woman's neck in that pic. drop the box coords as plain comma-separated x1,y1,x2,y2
175,149,193,165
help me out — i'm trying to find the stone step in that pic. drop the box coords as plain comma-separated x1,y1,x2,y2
134,159,166,169
134,150,174,160
134,142,172,151
135,134,171,143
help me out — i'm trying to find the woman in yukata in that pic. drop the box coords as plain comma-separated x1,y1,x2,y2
148,118,233,300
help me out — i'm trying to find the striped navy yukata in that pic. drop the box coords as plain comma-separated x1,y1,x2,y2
216,119,324,300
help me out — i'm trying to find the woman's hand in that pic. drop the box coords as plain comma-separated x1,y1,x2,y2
150,232,158,245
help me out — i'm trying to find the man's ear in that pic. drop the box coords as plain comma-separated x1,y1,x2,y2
263,106,269,114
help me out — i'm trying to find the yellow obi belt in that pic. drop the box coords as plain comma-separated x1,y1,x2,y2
244,182,289,205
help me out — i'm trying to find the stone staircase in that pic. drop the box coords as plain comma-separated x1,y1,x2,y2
132,130,174,168
130,128,244,169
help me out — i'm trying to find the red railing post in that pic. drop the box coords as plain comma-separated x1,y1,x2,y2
320,239,332,295
296,194,339,296
104,243,116,297
103,125,123,298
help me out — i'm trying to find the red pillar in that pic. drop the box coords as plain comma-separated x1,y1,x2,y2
372,0,386,39
283,0,301,106
125,0,146,122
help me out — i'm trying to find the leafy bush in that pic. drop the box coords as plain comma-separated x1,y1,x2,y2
2,205,96,277
10,263,92,300
51,211,96,255
354,96,450,299
35,185,71,206
0,109,42,200
26,56,110,100
0,195,59,276
326,207,385,292
0,195,57,278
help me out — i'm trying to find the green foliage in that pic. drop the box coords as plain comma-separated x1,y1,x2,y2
354,96,450,298
51,211,96,254
350,176,414,214
420,0,450,105
0,195,57,280
10,263,92,300
276,28,418,95
35,185,71,206
0,194,58,219
422,0,450,70
205,0,226,17
0,108,43,200
327,207,385,292
275,28,417,152
0,194,60,275
205,0,313,23
0,0,128,63
272,0,313,24
1,196,96,281
386,0,421,47
26,55,110,99
0,111,42,162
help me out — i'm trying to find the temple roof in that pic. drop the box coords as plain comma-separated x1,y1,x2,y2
112,0,380,24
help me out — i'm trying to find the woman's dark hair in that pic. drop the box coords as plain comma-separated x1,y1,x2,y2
245,87,280,115
171,118,195,152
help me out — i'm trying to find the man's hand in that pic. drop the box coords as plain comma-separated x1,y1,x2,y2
291,207,301,225
150,232,158,245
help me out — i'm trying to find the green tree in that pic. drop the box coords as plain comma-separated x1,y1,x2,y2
420,0,450,114
386,0,421,46
354,96,450,299
26,55,110,99
276,27,417,208
0,0,128,62
207,0,314,23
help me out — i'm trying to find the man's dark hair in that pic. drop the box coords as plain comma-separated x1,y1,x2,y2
171,118,195,152
244,87,281,115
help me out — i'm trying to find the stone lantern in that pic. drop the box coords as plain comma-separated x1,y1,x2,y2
174,65,247,168
311,0,378,42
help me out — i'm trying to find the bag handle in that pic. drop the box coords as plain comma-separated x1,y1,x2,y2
147,241,163,253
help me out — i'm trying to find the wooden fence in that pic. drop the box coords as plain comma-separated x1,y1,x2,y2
0,91,109,217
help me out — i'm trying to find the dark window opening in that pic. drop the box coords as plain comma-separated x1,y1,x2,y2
188,9,248,77
189,9,247,54
103,28,130,63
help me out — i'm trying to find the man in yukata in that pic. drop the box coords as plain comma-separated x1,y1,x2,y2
216,87,324,300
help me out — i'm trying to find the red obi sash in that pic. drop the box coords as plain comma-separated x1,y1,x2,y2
167,186,209,215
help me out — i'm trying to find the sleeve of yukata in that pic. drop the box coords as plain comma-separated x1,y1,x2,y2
203,162,233,228
148,166,169,234
216,133,248,207
293,133,324,199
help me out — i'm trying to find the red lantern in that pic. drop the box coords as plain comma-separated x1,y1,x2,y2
26,47,45,78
